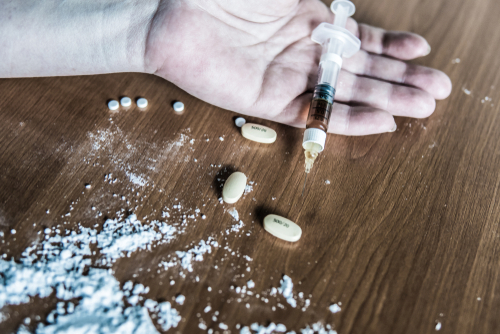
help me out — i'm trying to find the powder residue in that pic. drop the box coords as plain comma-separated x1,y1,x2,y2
329,303,341,313
0,214,180,333
278,275,296,308
228,208,239,221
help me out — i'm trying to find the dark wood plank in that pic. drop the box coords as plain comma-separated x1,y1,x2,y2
1,0,500,333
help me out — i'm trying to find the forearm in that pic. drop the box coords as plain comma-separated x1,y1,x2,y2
0,0,159,77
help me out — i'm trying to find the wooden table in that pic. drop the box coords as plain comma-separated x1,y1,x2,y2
1,0,499,333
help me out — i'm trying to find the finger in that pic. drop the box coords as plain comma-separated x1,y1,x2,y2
348,21,431,60
276,94,397,136
336,70,436,118
343,51,452,100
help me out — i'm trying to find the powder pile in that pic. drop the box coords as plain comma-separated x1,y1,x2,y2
0,214,180,333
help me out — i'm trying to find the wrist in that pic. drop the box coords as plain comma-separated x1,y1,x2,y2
119,0,161,74
0,0,160,77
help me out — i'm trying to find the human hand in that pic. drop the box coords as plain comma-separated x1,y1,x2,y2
145,0,452,135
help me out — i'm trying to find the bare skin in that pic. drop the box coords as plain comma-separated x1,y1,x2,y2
0,0,452,136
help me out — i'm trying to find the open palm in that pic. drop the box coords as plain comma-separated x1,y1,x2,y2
145,0,452,135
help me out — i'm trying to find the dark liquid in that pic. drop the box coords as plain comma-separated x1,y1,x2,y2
306,84,335,132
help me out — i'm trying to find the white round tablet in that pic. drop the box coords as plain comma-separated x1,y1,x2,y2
108,100,119,111
173,101,184,112
137,98,148,108
235,117,246,127
120,97,132,107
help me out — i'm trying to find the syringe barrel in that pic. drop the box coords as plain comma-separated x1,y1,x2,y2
317,38,343,87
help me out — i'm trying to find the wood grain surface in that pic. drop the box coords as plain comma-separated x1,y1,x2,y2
1,0,500,333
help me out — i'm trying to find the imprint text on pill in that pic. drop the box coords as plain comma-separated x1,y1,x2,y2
241,123,277,144
263,214,302,242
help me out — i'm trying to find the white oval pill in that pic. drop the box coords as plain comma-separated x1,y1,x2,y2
263,214,302,242
173,101,184,112
120,97,132,107
241,123,277,144
222,172,247,204
108,100,119,111
235,117,246,127
137,98,148,108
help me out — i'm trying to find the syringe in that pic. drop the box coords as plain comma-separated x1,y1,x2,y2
302,0,361,195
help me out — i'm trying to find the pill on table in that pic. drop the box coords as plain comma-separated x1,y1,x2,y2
222,172,247,204
173,101,184,112
137,98,148,108
263,214,302,242
235,117,246,127
108,100,119,111
120,97,132,107
241,123,277,144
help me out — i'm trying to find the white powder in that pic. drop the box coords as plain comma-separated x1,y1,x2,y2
244,185,253,195
329,303,341,313
228,208,239,221
96,215,177,264
247,280,255,289
241,323,336,334
278,275,296,308
462,87,471,95
240,322,287,333
435,321,442,331
126,172,147,187
175,294,185,305
0,214,180,333
228,220,244,234
219,137,224,141
451,58,460,64
325,180,331,185
173,238,219,272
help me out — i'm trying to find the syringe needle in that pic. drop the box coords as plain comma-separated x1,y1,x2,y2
301,173,308,196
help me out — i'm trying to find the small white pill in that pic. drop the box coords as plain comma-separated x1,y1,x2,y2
241,123,277,144
108,100,119,111
120,97,132,107
137,98,148,108
235,117,246,127
173,101,184,112
222,172,247,204
263,214,302,242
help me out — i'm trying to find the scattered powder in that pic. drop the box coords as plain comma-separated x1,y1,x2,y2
204,305,212,313
462,87,471,95
435,321,442,331
240,322,335,334
227,220,245,234
219,137,224,141
126,172,147,187
325,180,331,185
0,214,180,333
278,275,296,308
481,96,492,103
247,280,255,289
175,294,185,305
244,185,253,195
329,303,341,313
228,208,239,221
144,300,182,331
451,58,460,64
97,214,177,265
162,237,219,273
